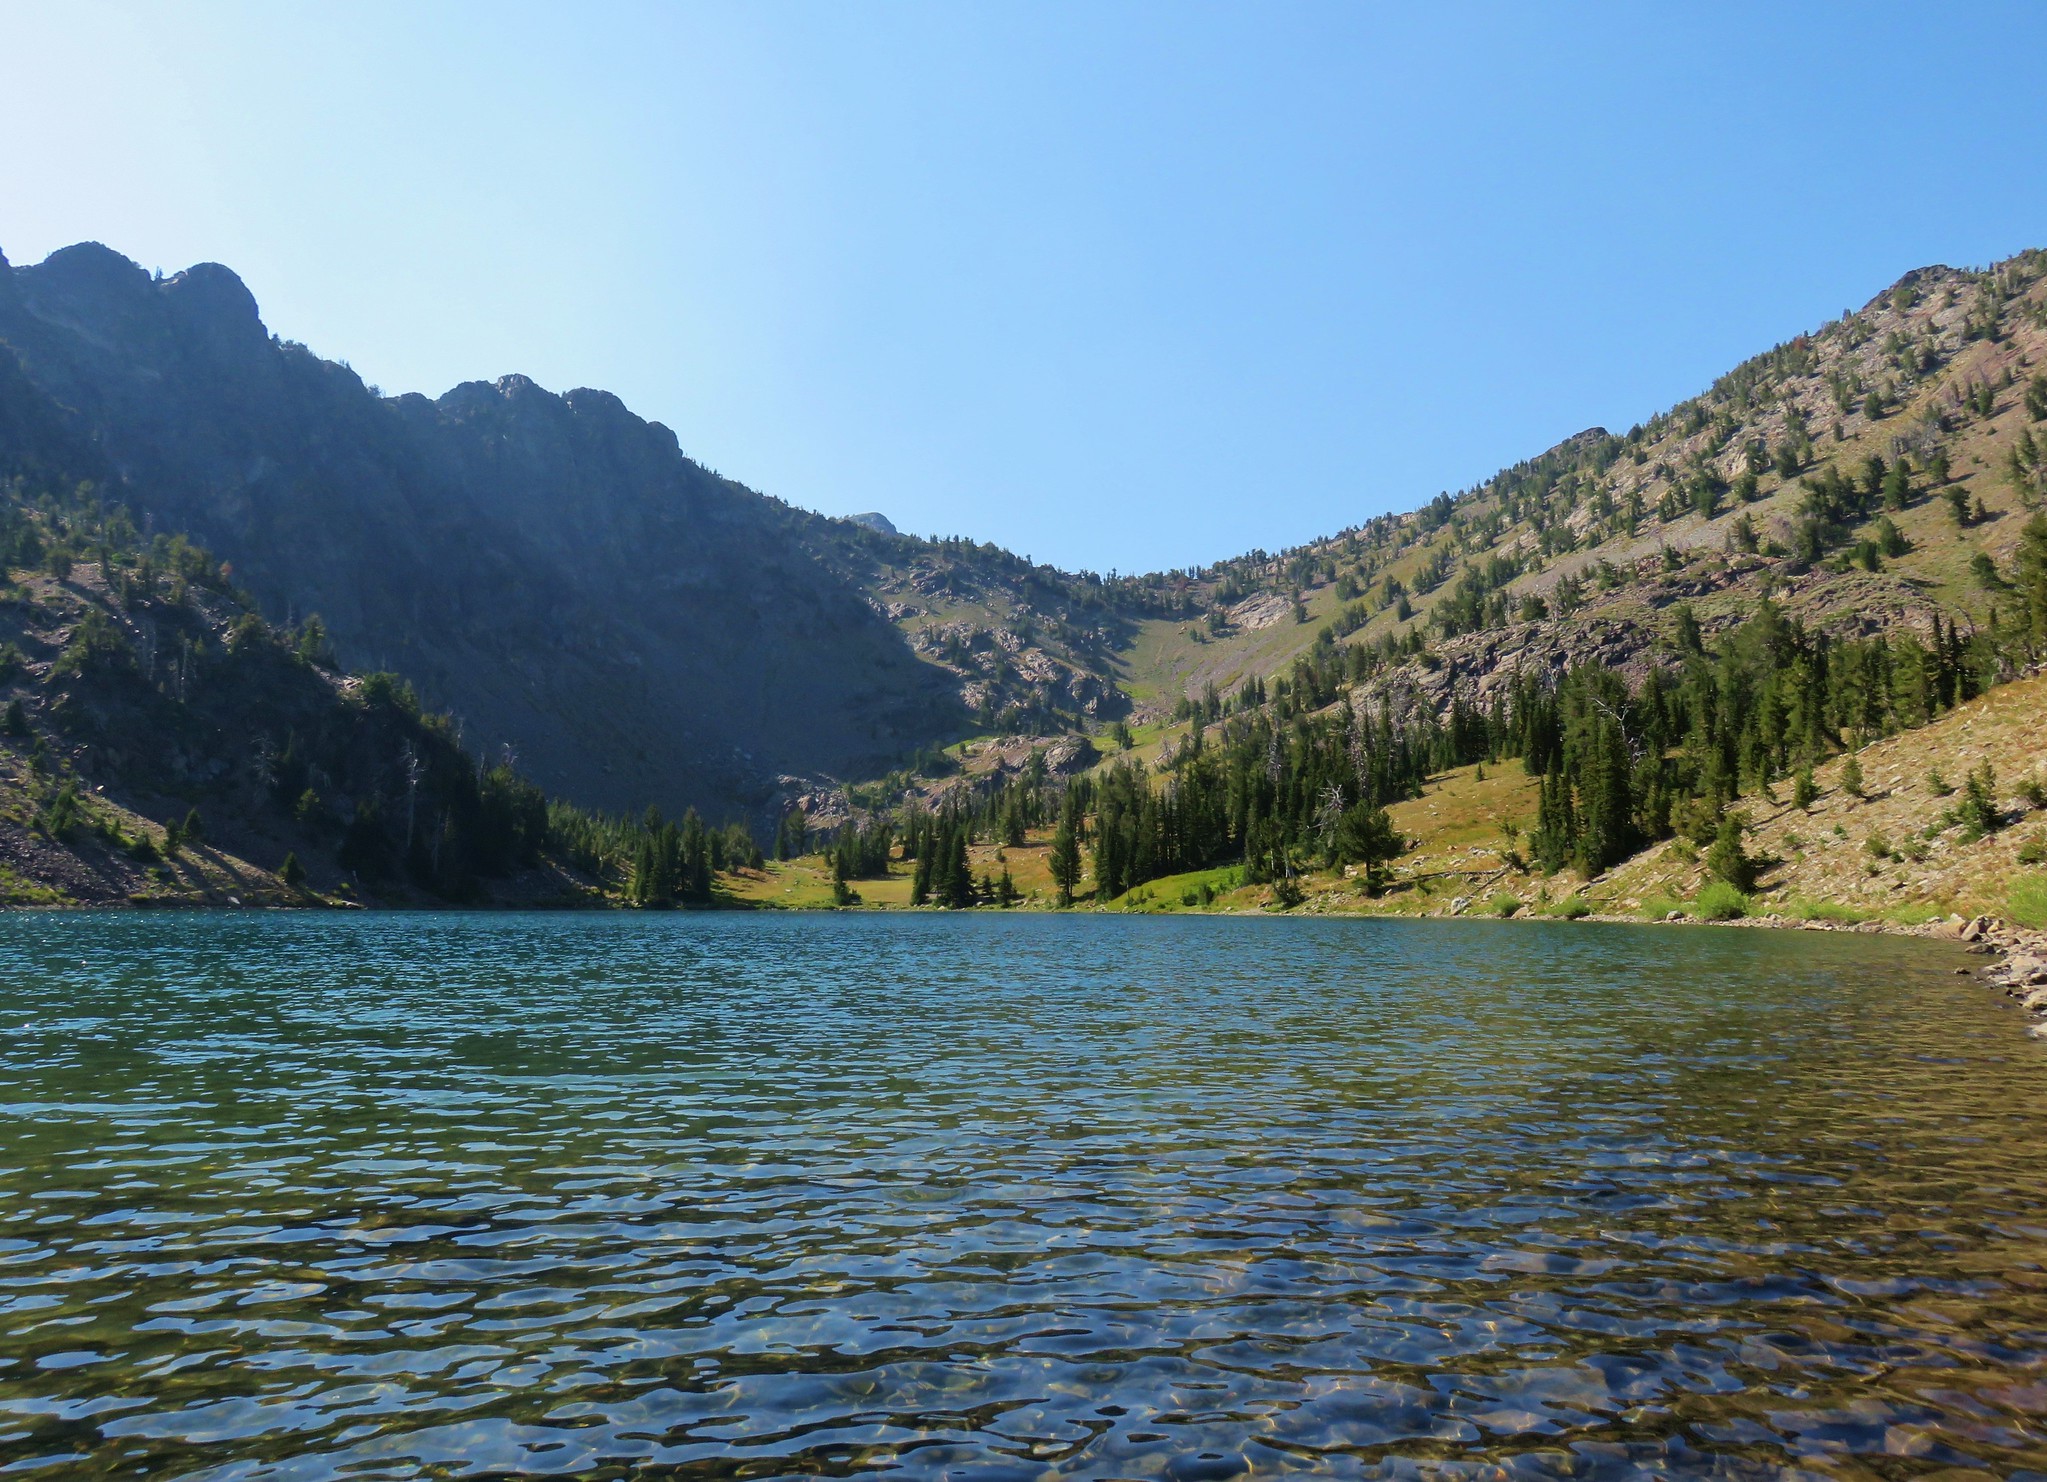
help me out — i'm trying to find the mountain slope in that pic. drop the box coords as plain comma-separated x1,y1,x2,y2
1108,252,2047,729
6,238,2047,845
0,468,610,907
0,245,988,820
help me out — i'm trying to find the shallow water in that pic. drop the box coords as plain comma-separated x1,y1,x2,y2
0,911,2043,1478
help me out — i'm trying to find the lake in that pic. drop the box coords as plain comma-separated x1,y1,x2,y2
1,911,2044,1478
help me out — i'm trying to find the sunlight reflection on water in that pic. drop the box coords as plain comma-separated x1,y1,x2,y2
0,911,2042,1478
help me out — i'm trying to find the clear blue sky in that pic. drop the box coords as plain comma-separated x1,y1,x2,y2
4,3,2045,574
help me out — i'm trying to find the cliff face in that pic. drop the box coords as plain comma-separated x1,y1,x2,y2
0,244,964,819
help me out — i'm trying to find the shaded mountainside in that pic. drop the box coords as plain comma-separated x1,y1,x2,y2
0,477,598,907
0,243,1141,822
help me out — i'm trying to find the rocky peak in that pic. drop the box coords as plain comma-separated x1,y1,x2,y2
160,262,265,348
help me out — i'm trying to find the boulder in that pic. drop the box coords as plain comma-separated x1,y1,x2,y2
1043,735,1098,775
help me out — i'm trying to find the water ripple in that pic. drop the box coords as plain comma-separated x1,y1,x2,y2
0,911,2042,1477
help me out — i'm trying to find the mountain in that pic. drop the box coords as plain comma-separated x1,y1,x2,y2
5,238,2047,865
1100,253,2047,728
0,244,1135,823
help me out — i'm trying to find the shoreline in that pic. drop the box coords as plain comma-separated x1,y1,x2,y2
12,890,2041,1034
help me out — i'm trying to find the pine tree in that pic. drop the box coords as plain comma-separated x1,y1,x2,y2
1575,716,1634,875
1705,813,1757,892
1330,802,1401,893
1049,798,1082,906
944,826,973,908
1956,762,2001,839
2017,514,2047,653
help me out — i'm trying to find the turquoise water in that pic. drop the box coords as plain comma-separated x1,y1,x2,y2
0,912,2043,1478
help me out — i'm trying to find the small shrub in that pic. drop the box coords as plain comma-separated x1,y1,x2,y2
226,612,270,655
41,782,82,841
1271,876,1305,909
1556,896,1592,920
2019,833,2047,865
1841,754,1864,798
1928,768,1953,797
1955,761,2001,839
52,608,133,678
1695,882,1751,920
1706,814,1757,892
1866,832,1893,860
1490,893,1521,918
279,851,306,888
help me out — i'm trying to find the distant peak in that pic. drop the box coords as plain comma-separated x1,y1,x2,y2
845,511,898,536
162,262,262,336
35,241,152,292
1532,427,1610,462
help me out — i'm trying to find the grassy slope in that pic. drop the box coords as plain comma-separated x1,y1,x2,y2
719,835,1066,909
1594,672,2047,926
770,677,2047,926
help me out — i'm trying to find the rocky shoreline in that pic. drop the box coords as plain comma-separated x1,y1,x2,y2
1937,914,2047,1040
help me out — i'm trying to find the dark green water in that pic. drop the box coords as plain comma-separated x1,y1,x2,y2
0,912,2044,1479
